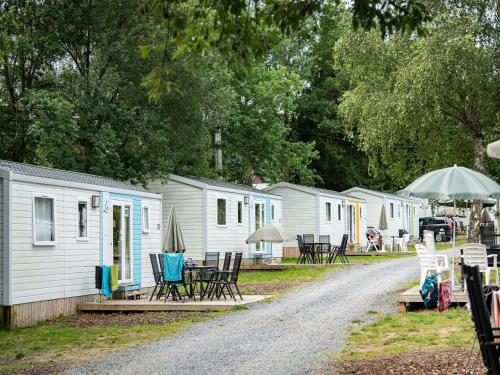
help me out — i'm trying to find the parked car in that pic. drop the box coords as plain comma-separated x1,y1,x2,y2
419,217,452,242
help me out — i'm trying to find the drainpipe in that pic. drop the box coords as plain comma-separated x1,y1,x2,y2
2,170,12,315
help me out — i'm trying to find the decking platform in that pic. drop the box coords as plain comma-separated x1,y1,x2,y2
398,285,468,312
77,295,269,312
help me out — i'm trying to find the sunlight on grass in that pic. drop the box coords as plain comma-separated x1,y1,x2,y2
340,308,475,361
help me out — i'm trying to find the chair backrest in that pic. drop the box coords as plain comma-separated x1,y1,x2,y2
222,252,232,271
303,234,315,244
415,244,428,256
339,234,348,251
462,243,488,272
319,235,330,243
296,234,304,249
231,252,243,282
423,230,436,253
205,252,220,268
150,253,161,283
157,253,165,277
419,255,439,269
463,264,500,373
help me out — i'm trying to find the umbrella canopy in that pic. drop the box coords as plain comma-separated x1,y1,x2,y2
436,207,465,218
487,140,500,159
164,206,185,253
400,165,500,201
378,206,388,230
246,223,296,244
481,208,492,223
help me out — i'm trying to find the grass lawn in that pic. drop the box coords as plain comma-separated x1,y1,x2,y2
0,311,223,373
238,265,332,296
339,308,475,361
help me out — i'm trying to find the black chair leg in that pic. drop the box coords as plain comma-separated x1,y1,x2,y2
150,283,159,301
233,283,243,300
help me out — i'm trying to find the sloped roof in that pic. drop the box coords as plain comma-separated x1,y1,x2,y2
0,160,148,192
266,182,359,200
172,175,280,197
342,186,418,202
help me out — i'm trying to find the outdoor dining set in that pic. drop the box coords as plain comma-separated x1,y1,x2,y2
149,251,244,303
296,233,349,264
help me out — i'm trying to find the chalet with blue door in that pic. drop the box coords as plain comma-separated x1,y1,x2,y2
148,175,282,262
0,161,162,328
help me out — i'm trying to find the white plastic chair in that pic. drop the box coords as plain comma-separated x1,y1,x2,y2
423,230,436,254
415,243,450,286
381,234,393,252
396,234,410,252
366,238,380,252
461,243,498,285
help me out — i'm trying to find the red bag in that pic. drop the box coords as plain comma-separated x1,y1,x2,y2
438,280,452,312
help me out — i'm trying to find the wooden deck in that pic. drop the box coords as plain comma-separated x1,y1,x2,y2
78,295,269,312
398,285,468,312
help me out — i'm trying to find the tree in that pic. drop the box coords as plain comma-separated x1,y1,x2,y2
223,65,319,185
336,0,499,240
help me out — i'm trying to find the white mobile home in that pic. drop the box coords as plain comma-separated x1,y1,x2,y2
0,160,162,328
342,187,429,238
148,175,283,262
265,182,367,249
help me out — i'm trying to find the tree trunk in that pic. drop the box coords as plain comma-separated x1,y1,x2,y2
469,133,484,243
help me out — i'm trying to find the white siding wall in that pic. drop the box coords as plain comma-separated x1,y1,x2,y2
10,181,101,305
140,197,163,288
206,190,251,258
269,187,317,242
267,196,283,258
359,201,368,246
318,195,345,245
148,180,204,261
385,198,404,236
0,178,3,303
346,191,384,231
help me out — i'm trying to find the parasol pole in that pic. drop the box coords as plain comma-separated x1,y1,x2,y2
452,200,457,288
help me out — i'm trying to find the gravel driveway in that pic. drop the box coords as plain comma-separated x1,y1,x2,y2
68,256,420,375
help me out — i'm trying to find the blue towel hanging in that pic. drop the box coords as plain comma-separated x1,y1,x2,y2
164,253,184,282
101,265,112,297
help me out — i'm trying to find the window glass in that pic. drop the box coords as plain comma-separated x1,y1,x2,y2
337,204,342,220
237,201,243,224
34,196,55,242
390,203,394,218
78,201,88,238
360,207,362,219
142,206,150,232
271,204,275,221
217,199,226,225
326,202,331,221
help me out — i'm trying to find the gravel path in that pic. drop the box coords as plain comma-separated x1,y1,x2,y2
68,256,420,375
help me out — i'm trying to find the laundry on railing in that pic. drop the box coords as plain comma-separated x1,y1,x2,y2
95,265,119,297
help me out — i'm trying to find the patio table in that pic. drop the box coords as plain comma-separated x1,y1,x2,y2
304,242,331,263
185,264,217,301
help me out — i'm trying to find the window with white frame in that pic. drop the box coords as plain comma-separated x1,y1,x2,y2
217,199,226,225
325,202,332,222
33,194,56,245
360,206,362,219
142,206,150,233
390,203,394,219
77,199,88,239
271,203,275,221
237,201,243,224
398,204,401,218
337,204,342,220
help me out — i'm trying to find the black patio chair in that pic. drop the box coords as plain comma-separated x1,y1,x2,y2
207,252,243,301
297,235,313,264
303,234,318,263
205,252,232,299
319,235,331,263
328,234,349,264
149,253,166,301
463,264,500,374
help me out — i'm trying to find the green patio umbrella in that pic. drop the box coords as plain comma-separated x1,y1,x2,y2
378,206,388,230
487,140,500,159
164,206,185,253
400,165,500,200
401,165,500,288
481,208,492,223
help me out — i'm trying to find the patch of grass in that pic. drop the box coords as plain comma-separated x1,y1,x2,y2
339,308,475,361
367,310,379,315
0,311,221,373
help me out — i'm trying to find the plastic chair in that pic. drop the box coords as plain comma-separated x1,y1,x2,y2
462,243,498,286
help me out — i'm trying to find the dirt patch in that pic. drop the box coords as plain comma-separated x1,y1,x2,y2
48,311,209,328
238,282,298,295
2,363,63,375
327,348,486,375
